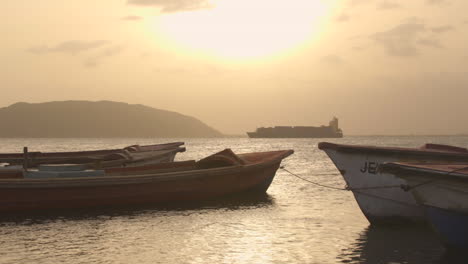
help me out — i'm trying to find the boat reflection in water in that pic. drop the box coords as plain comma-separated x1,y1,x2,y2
337,225,460,264
0,192,276,223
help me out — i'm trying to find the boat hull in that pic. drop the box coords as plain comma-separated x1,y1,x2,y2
247,133,342,138
0,142,185,167
380,165,468,249
0,152,290,213
319,147,424,223
318,142,468,224
425,206,468,249
118,149,180,166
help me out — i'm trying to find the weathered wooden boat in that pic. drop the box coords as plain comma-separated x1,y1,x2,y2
0,142,185,168
0,148,188,179
318,142,468,224
380,162,468,249
0,149,293,213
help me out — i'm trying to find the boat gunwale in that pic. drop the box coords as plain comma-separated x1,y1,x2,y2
0,142,185,159
1,146,185,167
318,142,468,158
380,162,468,180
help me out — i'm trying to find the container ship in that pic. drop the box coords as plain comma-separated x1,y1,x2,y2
247,117,343,138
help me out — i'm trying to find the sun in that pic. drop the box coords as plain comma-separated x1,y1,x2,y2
152,0,331,60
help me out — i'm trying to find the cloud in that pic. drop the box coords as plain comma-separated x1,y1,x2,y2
426,0,448,5
371,20,452,56
84,46,125,68
127,0,213,13
352,45,367,51
371,21,426,56
377,1,401,10
121,15,143,21
336,13,351,22
320,55,345,64
431,25,454,33
418,38,443,48
153,63,230,75
347,0,371,7
28,40,108,55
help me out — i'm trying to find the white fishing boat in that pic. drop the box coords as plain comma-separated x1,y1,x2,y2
318,142,468,224
380,162,468,249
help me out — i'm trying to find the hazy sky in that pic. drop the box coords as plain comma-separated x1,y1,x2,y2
2,0,468,135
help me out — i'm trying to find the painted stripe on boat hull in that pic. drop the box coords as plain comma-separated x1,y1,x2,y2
425,206,468,249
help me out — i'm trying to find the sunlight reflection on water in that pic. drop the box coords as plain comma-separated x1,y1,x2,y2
1,136,468,264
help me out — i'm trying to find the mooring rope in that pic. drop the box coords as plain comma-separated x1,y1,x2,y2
280,166,348,191
280,166,408,191
281,165,468,192
348,184,404,191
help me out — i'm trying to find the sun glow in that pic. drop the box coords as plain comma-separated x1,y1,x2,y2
154,0,331,59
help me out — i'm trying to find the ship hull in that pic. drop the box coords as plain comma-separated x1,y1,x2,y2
247,117,343,138
247,133,342,138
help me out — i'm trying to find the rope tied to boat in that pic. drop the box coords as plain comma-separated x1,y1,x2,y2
280,166,406,191
281,165,468,192
280,166,348,191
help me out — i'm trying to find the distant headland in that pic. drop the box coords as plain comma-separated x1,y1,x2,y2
0,101,223,138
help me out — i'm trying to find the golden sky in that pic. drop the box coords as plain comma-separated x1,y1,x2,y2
2,0,468,135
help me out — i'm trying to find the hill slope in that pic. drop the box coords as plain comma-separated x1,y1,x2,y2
0,101,223,138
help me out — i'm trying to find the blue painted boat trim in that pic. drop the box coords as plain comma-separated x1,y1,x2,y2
425,205,468,249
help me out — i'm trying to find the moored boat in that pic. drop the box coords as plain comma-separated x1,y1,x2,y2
318,142,468,224
0,142,186,168
380,162,468,249
0,148,293,213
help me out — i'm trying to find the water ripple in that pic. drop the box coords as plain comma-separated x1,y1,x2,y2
1,136,468,263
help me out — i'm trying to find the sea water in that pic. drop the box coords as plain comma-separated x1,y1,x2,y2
0,136,467,264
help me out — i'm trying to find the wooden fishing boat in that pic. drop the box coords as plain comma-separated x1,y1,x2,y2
0,142,185,168
380,162,468,249
0,148,189,179
0,149,293,213
318,142,468,224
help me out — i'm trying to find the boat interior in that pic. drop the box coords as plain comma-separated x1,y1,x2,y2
0,149,293,180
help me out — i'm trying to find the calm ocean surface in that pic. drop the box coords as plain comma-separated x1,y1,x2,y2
0,136,467,264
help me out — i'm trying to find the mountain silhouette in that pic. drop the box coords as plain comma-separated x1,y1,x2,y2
0,101,223,138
